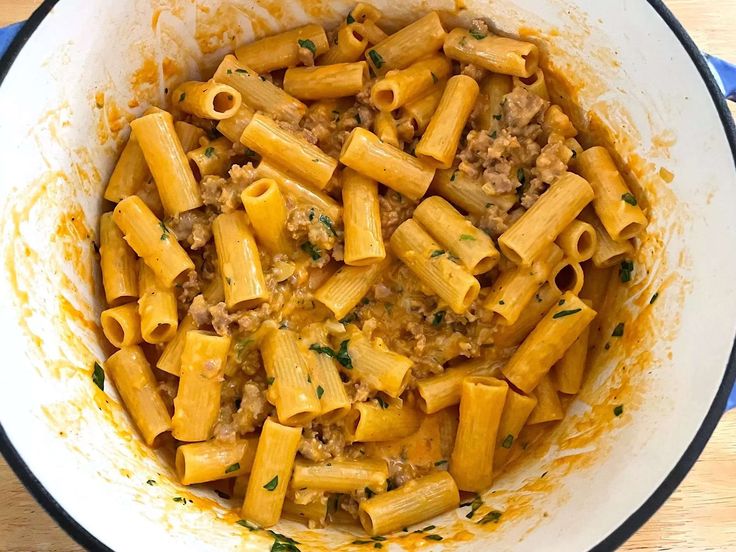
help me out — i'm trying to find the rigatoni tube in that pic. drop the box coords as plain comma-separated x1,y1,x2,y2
512,69,549,100
431,168,517,216
105,346,172,446
172,331,231,442
443,28,539,78
557,220,597,262
187,137,233,179
260,329,321,426
101,303,142,348
502,292,597,393
291,458,388,493
215,104,255,144
235,24,329,73
241,418,302,528
342,169,385,266
493,388,538,470
579,208,636,268
577,146,648,241
137,262,178,344
450,376,508,492
416,357,500,414
104,135,150,203
498,172,594,266
345,331,413,398
241,178,291,254
413,196,499,274
318,23,369,65
390,219,480,314
212,211,269,310
174,121,207,153
549,258,585,295
358,472,459,536
213,55,306,124
416,74,480,169
176,436,258,485
371,54,452,111
493,283,561,347
112,196,194,287
172,80,241,120
304,330,351,422
527,374,564,424
400,81,445,135
156,314,196,376
130,110,202,216
339,128,435,201
284,62,369,100
373,111,400,148
240,113,337,191
365,12,447,75
313,258,389,320
347,402,422,442
99,212,138,307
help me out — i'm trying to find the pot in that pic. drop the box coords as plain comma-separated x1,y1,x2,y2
0,1,735,550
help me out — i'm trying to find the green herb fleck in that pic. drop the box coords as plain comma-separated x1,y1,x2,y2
376,396,389,409
469,29,486,40
271,542,300,552
622,192,638,206
92,362,105,391
501,434,514,449
517,167,526,185
559,299,566,306
373,544,383,549
227,69,232,75
235,68,248,74
431,72,438,84
464,496,483,519
650,292,659,304
319,214,337,236
368,49,385,69
460,234,476,241
371,536,387,542
204,146,215,158
301,242,321,261
430,249,445,258
489,130,498,139
297,38,317,55
450,170,458,182
336,340,353,369
309,343,336,357
619,260,634,283
425,534,443,541
179,92,186,102
432,311,446,326
173,496,187,505
316,386,324,399
352,541,372,546
553,308,582,319
159,221,170,241
347,13,356,24
146,479,156,486
434,459,448,467
478,511,502,524
236,519,258,530
263,475,279,491
225,463,240,474
498,300,505,305
612,322,625,337
340,312,359,324
493,113,502,120
613,404,624,417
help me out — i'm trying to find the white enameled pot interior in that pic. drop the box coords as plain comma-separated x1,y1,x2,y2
0,0,735,550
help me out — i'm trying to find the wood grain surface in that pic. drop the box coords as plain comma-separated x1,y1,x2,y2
1,1,735,550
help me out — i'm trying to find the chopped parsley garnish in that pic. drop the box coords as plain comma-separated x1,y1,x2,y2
464,496,483,518
300,241,321,261
204,146,215,158
432,311,446,326
431,72,439,84
226,69,232,75
368,49,385,68
434,459,448,466
236,519,258,530
266,377,275,387
619,260,634,283
178,92,186,102
517,167,526,185
310,343,336,357
613,404,624,417
553,308,582,319
173,496,188,504
347,13,356,24
460,234,476,241
450,170,458,182
650,292,659,304
146,479,156,486
235,68,248,74
159,221,170,241
559,299,566,306
478,511,502,524
92,362,105,390
376,396,389,409
297,39,316,54
352,541,371,546
469,29,487,40
501,434,514,449
612,322,625,337
489,130,498,139
498,300,505,305
235,338,254,362
493,113,502,120
225,463,241,474
340,312,359,324
316,385,324,399
430,249,445,258
263,475,279,491
622,192,638,206
336,340,352,369
319,214,337,236
271,542,300,552
425,534,443,541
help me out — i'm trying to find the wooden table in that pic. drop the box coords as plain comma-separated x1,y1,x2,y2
0,1,735,550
